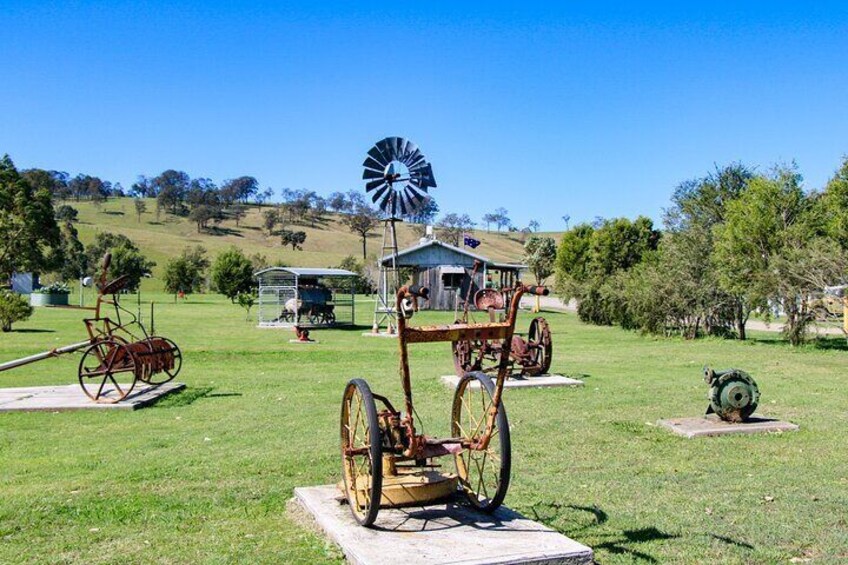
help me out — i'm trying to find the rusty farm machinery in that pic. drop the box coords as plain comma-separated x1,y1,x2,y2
451,260,553,378
340,281,549,526
0,254,182,403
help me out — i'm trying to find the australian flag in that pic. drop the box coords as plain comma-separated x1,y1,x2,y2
463,233,481,249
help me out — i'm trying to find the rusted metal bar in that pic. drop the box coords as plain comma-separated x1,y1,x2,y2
404,322,511,343
0,340,91,373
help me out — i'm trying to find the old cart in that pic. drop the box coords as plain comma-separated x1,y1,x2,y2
451,261,553,378
340,282,548,526
0,254,182,403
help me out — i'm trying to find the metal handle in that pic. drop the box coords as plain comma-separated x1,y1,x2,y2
525,285,549,296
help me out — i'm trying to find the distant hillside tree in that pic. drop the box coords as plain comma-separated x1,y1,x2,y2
342,206,380,258
134,199,146,223
436,213,476,246
153,170,190,214
280,229,307,251
23,169,70,200
55,205,79,222
221,176,259,205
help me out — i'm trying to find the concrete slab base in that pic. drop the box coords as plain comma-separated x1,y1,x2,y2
288,339,320,344
293,485,593,565
657,415,800,438
441,374,584,390
0,382,185,412
361,332,398,338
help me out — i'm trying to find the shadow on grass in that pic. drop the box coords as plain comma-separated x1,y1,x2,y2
152,386,242,408
750,336,848,351
206,226,244,237
528,502,679,563
102,210,125,216
9,328,56,333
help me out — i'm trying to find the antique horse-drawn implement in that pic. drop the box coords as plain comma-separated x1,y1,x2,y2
340,281,549,526
0,254,181,403
451,260,553,378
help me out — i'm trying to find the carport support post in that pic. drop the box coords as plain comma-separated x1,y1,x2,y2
843,295,847,334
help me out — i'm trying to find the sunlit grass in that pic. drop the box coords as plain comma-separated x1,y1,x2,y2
1,293,846,563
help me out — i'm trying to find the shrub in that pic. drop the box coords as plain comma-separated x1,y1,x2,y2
33,282,70,295
0,290,33,332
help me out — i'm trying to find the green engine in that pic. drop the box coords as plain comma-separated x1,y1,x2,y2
703,367,760,423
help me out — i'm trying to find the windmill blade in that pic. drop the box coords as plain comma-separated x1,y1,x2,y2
390,137,404,160
381,137,401,160
363,168,384,180
401,139,418,162
371,185,391,207
363,156,386,173
404,151,425,170
367,146,390,167
365,179,387,192
403,186,426,212
405,184,428,203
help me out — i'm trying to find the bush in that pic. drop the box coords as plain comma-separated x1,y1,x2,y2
33,282,71,295
211,248,255,302
0,290,33,332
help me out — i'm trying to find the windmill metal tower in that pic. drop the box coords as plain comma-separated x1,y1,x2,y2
361,137,437,333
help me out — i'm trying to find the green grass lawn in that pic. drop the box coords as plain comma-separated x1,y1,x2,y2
1,293,847,564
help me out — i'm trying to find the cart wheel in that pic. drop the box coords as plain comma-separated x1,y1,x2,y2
326,311,336,325
451,371,511,512
524,317,552,376
340,378,383,526
78,339,138,403
451,340,476,377
143,336,182,385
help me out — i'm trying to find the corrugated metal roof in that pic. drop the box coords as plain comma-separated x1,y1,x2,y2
380,239,491,266
254,267,356,277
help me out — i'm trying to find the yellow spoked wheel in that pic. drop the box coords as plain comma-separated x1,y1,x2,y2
340,378,383,526
451,371,511,512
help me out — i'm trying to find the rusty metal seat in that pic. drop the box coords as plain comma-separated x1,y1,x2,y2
474,289,505,311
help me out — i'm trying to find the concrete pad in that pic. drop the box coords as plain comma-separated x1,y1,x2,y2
289,339,320,344
0,382,185,412
294,485,593,565
441,374,584,390
361,332,398,338
657,415,799,438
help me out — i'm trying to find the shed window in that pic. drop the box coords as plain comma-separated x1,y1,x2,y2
442,273,464,289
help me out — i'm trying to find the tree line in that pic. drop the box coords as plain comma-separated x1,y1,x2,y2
555,160,848,345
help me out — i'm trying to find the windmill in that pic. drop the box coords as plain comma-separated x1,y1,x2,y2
362,136,437,334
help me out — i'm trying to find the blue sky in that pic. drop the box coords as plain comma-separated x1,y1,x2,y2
2,2,847,230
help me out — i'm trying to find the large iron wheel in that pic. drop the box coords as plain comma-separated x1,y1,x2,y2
340,378,383,526
141,336,182,385
78,339,138,403
451,371,511,512
524,317,552,376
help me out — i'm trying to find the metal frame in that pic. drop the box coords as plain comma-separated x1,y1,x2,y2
255,267,356,328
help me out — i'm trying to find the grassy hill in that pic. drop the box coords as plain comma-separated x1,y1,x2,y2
68,198,546,291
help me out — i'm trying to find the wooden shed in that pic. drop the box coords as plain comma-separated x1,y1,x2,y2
381,238,525,311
